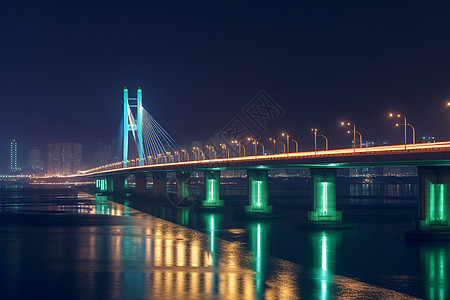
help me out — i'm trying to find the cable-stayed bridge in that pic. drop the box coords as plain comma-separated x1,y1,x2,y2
67,87,450,240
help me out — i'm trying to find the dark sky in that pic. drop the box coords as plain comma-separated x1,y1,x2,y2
2,0,450,169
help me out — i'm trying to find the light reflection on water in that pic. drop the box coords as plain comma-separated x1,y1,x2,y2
0,187,445,299
0,189,300,299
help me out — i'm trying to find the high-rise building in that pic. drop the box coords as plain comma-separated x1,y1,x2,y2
29,149,43,172
73,143,83,173
47,142,62,175
46,142,82,176
10,140,20,172
61,143,73,176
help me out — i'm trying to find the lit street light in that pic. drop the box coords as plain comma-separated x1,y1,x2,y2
389,113,415,148
281,132,290,153
232,140,246,157
220,144,230,158
269,137,276,154
257,142,265,155
182,149,189,161
247,137,257,155
340,122,361,152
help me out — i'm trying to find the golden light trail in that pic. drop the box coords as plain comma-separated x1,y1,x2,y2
77,141,450,177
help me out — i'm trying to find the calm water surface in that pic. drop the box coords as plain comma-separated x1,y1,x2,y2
0,183,447,299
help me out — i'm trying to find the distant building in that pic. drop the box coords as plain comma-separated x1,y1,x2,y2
47,142,62,175
10,140,20,173
96,143,113,166
421,135,435,143
29,149,43,172
383,166,417,177
61,143,74,176
47,142,82,175
362,140,375,148
73,143,83,173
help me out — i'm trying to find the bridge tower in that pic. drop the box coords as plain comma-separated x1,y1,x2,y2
123,87,145,168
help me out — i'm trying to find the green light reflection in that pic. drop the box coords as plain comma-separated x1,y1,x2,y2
420,246,449,300
248,222,270,298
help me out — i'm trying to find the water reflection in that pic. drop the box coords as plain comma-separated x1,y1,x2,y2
309,230,341,300
420,245,449,300
248,222,269,298
349,183,417,204
0,188,427,299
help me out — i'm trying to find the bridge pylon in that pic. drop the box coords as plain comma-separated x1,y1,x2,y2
123,87,145,168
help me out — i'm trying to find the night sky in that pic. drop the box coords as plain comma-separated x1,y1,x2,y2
2,0,450,169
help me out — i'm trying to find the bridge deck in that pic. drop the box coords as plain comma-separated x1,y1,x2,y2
74,142,450,177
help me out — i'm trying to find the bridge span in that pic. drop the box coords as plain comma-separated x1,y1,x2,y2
69,141,450,240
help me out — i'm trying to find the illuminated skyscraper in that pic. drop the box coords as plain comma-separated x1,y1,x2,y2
47,141,82,175
29,149,43,172
10,140,19,172
47,142,62,175
73,143,83,173
61,143,73,176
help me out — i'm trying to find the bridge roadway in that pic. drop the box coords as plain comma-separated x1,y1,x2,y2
79,141,450,177
70,142,450,239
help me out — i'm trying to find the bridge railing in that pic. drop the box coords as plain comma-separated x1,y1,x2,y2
77,142,450,176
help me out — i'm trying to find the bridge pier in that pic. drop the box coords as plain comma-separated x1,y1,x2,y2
245,169,272,214
175,171,191,200
96,175,126,193
152,172,167,197
202,170,224,207
403,166,450,240
303,168,355,228
308,168,342,222
134,173,148,194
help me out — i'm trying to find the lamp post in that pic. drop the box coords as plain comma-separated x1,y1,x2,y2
279,141,286,153
389,113,415,148
199,149,205,160
281,132,290,153
182,149,189,161
311,128,318,153
340,122,360,152
247,137,257,155
257,142,265,155
232,140,245,157
318,133,328,150
291,138,299,152
221,144,230,158
192,147,199,161
269,138,276,154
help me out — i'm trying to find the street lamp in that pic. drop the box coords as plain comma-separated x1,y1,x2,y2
192,147,199,161
311,128,318,153
269,137,276,154
182,149,189,161
232,140,245,157
346,130,362,147
318,133,328,150
199,149,205,160
257,142,265,155
247,137,258,155
281,132,290,153
340,122,361,152
389,112,415,147
291,138,299,152
174,151,180,162
206,145,216,159
220,144,230,158
279,141,286,153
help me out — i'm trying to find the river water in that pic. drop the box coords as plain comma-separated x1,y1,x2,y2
0,181,448,299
